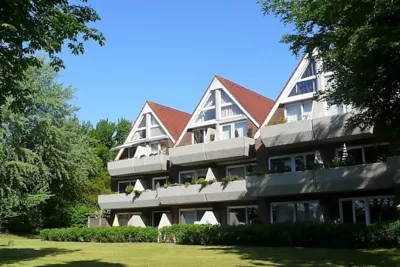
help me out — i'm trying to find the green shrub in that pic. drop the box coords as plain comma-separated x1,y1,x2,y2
40,227,158,243
125,185,134,194
197,178,207,186
184,182,191,188
40,222,400,249
159,222,400,249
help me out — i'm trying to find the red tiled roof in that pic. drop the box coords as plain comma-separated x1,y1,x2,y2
147,101,191,142
215,75,275,125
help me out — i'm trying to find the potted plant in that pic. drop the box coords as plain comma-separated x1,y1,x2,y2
234,129,239,138
125,185,134,195
210,133,215,142
247,128,253,138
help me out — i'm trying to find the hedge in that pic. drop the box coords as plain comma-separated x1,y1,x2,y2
40,221,400,249
40,227,158,243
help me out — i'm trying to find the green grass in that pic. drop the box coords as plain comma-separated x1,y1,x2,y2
0,235,400,267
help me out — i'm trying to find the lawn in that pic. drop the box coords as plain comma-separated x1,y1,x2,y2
0,235,399,267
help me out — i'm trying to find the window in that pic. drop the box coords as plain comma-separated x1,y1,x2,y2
149,142,168,155
285,101,313,122
327,104,353,116
117,212,142,226
193,128,208,144
149,114,165,137
220,91,244,118
336,143,389,165
228,206,259,225
179,208,213,224
271,201,319,223
220,121,247,140
132,129,146,140
152,177,168,190
152,211,170,227
289,60,318,97
196,92,216,123
226,165,255,179
339,196,396,225
179,169,207,184
269,152,315,173
118,180,136,193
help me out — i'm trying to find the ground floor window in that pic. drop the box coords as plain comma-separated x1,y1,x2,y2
152,177,168,189
152,211,170,227
227,205,259,225
339,196,396,225
271,201,319,223
117,212,142,226
179,208,216,224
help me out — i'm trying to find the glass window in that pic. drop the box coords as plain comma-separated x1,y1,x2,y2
193,129,205,144
342,200,354,223
221,104,242,118
132,129,146,140
289,79,317,96
179,172,196,184
197,169,207,179
286,104,302,122
150,126,165,137
227,166,246,179
150,143,158,154
234,121,247,137
364,145,389,163
118,180,136,193
196,210,207,222
138,116,146,128
222,125,231,140
160,142,168,154
153,177,167,189
117,214,132,226
152,212,168,227
301,60,317,78
272,203,295,223
150,114,158,126
247,206,259,225
338,148,363,165
196,109,216,123
303,101,313,120
305,154,316,170
204,91,216,107
354,200,366,224
180,210,196,225
270,157,291,173
296,202,319,222
369,198,397,224
221,90,232,104
228,207,246,225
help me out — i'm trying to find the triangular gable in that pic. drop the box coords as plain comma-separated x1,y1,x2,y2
175,75,272,146
115,101,189,159
255,55,317,138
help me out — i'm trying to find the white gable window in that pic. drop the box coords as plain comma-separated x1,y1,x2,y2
196,91,216,123
289,60,318,97
285,101,313,122
221,91,243,118
132,116,146,141
149,114,166,137
221,121,247,140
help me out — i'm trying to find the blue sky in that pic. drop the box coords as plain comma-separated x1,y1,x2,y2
60,1,298,124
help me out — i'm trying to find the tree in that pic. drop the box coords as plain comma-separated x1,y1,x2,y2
260,0,400,133
0,61,98,231
115,118,132,146
0,0,105,110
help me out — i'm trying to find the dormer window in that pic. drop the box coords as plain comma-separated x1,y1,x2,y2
196,91,216,123
289,60,318,97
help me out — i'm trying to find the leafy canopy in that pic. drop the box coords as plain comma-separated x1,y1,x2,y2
260,0,400,132
0,0,105,109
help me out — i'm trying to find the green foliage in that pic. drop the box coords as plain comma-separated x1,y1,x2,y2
0,0,105,110
221,176,241,183
114,118,132,146
67,203,97,228
234,129,239,138
40,227,158,243
0,62,98,231
266,118,287,126
184,182,191,188
210,134,215,141
331,157,341,168
125,185,134,195
159,222,400,249
133,190,143,197
197,178,207,186
260,0,400,133
246,128,253,138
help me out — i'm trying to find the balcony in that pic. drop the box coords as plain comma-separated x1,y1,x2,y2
260,114,373,148
169,136,255,165
98,190,160,210
157,180,249,205
107,154,169,176
246,171,316,197
247,161,394,197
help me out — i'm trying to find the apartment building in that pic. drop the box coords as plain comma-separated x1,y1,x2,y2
98,60,400,227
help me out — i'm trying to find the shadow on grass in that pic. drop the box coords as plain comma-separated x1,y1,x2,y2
0,247,79,265
202,246,400,267
36,260,125,267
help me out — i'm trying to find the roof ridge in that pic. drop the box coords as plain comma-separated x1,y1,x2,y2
215,75,274,102
146,101,191,116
